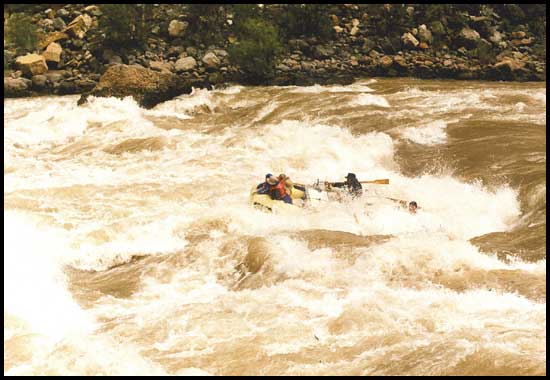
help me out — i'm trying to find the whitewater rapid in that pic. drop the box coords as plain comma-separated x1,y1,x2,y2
4,78,546,375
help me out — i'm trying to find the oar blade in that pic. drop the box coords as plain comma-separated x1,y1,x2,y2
360,178,390,184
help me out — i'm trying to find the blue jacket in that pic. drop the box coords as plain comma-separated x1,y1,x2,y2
256,182,270,195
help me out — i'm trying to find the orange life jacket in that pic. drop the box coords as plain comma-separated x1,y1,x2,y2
269,181,287,199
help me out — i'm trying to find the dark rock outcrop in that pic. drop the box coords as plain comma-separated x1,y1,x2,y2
78,63,210,108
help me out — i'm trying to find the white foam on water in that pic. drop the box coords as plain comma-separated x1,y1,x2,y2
349,93,391,108
4,211,95,339
151,87,216,118
289,82,375,94
4,80,545,375
401,120,448,145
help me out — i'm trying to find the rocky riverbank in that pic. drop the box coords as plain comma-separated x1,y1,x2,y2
4,4,546,107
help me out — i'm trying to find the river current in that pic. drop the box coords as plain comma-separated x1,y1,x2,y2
4,78,546,375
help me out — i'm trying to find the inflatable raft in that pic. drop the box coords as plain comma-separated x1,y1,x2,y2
250,184,328,213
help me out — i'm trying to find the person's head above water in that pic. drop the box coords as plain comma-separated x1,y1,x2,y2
408,201,418,213
266,174,278,185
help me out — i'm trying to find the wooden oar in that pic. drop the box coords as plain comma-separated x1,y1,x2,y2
293,178,390,188
359,179,389,184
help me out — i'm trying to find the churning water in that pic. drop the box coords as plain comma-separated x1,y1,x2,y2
4,78,546,375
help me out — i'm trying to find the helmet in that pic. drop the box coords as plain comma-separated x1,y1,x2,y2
267,176,279,185
345,173,357,179
265,173,273,178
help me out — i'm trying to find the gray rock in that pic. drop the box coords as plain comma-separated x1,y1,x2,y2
84,5,102,17
109,55,123,64
362,38,377,53
212,49,228,59
202,52,220,68
167,46,185,57
149,60,173,73
276,63,290,72
52,17,66,30
78,63,192,109
31,74,48,89
15,54,49,77
430,21,446,36
314,45,336,59
301,61,314,71
175,56,197,72
45,71,65,84
43,42,63,65
168,20,188,37
57,80,78,95
458,27,481,48
488,28,503,44
57,8,70,19
4,77,30,96
417,24,433,44
186,47,198,57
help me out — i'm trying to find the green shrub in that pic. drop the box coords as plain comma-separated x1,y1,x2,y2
275,4,332,41
4,12,39,53
229,18,283,83
230,4,261,36
101,4,150,48
185,4,226,46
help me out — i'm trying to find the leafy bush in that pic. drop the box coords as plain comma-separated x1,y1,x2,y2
275,4,332,41
4,12,39,53
185,4,227,46
230,4,261,36
229,18,283,83
101,4,150,48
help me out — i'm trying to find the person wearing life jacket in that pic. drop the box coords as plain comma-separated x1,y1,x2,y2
255,173,275,195
268,175,293,204
388,198,421,214
326,172,363,198
407,201,419,214
278,173,294,196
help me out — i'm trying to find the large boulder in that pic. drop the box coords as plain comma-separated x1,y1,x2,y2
15,54,49,77
4,77,31,97
174,56,197,72
38,31,69,49
42,42,63,66
457,27,481,48
78,64,196,109
65,14,93,39
490,57,530,80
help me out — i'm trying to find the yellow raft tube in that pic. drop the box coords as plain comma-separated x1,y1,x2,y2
250,184,307,214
